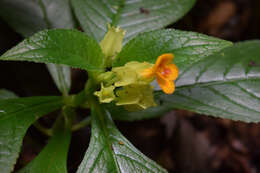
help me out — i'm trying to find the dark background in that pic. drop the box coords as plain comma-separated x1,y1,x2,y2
1,0,260,172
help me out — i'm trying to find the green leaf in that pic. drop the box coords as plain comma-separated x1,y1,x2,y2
71,0,196,42
18,116,71,173
113,29,233,73
46,64,71,95
159,40,260,123
0,0,75,97
77,101,167,173
0,89,18,100
0,29,105,71
0,96,63,173
0,0,75,37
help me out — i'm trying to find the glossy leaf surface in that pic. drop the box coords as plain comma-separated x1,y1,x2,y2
77,102,167,173
160,40,260,122
113,29,232,74
71,0,196,42
0,0,75,37
47,64,71,95
0,0,75,96
0,96,63,173
18,117,71,173
0,29,104,71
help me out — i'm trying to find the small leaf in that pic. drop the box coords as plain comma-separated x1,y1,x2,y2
77,102,167,173
46,64,71,95
71,0,196,42
0,0,75,37
18,116,71,173
0,96,63,173
159,40,260,122
0,29,105,71
113,29,232,74
0,89,18,100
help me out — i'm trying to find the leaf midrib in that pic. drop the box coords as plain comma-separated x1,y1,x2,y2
95,106,122,173
0,98,61,121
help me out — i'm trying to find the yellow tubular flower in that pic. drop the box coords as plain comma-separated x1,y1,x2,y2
94,83,116,103
142,53,179,94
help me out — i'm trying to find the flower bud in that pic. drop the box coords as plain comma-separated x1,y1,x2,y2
100,24,126,67
94,83,116,103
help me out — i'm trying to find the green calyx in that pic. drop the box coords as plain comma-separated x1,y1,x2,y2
112,61,154,87
94,61,156,110
116,84,156,110
94,83,116,103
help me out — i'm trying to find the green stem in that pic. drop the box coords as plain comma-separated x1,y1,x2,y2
84,78,97,95
33,121,53,136
72,116,91,131
62,106,76,130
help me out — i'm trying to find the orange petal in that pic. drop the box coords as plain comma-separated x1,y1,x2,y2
155,53,174,70
156,73,175,94
165,64,179,81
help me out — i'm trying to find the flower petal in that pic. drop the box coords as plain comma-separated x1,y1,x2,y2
156,73,175,94
165,64,179,80
155,53,174,69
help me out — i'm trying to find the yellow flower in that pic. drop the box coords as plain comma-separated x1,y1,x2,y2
116,84,156,110
94,83,116,103
100,24,126,67
142,53,179,94
112,61,153,87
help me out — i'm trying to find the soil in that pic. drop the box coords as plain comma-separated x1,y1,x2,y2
0,0,260,173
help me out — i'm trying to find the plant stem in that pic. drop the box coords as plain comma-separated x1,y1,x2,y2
33,121,52,136
72,116,91,131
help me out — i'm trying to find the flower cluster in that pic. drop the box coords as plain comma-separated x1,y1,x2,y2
95,61,155,110
94,53,178,110
94,25,179,110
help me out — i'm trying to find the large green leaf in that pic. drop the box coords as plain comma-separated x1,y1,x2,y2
71,0,196,42
0,96,63,173
0,0,75,37
0,89,18,100
46,64,71,95
113,29,232,73
159,40,260,122
0,0,75,96
0,29,104,71
77,101,167,173
18,116,71,173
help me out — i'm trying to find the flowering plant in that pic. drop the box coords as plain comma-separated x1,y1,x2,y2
0,0,259,173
